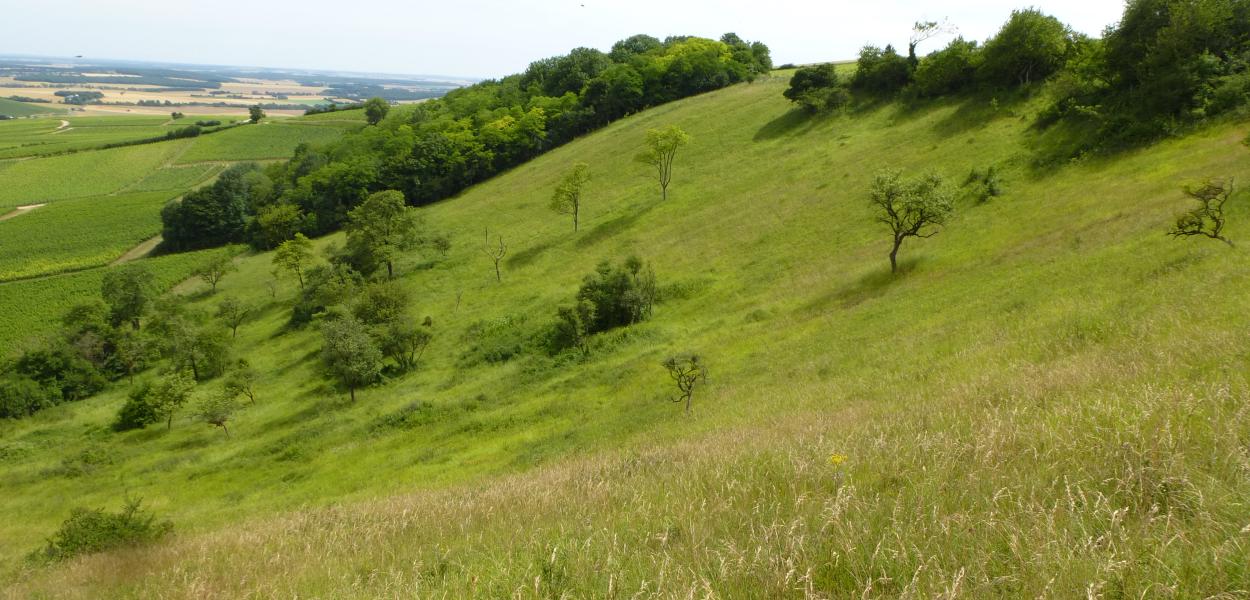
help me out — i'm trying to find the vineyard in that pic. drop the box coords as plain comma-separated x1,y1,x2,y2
0,97,64,118
174,121,362,163
0,140,192,207
0,191,180,281
0,247,239,351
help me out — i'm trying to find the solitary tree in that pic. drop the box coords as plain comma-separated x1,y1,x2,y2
909,20,955,65
1169,178,1234,247
273,233,314,289
363,97,390,125
196,254,236,293
194,392,237,437
248,105,265,123
662,354,707,415
549,162,590,231
346,190,422,279
223,359,258,404
481,228,507,282
215,297,250,338
101,264,156,330
150,370,196,431
320,316,383,402
635,126,690,201
870,170,954,273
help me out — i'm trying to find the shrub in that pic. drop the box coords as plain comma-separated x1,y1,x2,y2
783,64,850,112
0,377,56,419
113,382,160,431
28,497,172,564
964,166,1004,203
851,45,912,95
912,38,981,97
576,256,657,333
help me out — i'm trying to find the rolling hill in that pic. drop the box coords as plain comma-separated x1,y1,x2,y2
3,70,1250,598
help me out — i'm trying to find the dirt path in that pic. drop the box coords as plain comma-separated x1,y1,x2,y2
49,120,72,134
111,235,162,265
0,203,46,222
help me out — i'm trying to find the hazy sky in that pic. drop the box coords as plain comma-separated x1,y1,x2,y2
1,1,1127,79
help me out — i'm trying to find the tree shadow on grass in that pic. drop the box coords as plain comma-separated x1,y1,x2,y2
801,258,920,314
507,239,557,269
575,201,661,249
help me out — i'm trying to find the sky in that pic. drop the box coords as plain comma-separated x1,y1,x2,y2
0,1,1128,79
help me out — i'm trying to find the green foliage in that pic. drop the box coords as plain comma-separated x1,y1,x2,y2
661,353,707,414
783,64,849,113
112,382,161,431
13,344,107,403
28,497,171,563
196,254,237,293
320,315,383,401
363,97,390,125
549,162,590,231
912,38,981,97
251,203,306,250
636,126,690,201
377,320,433,372
0,377,57,419
870,170,955,273
101,264,157,330
963,165,1004,203
979,8,1073,87
216,296,250,338
851,45,913,95
346,190,423,278
222,359,259,405
148,370,196,430
249,105,265,124
194,392,237,437
162,163,269,251
273,233,314,289
573,256,657,335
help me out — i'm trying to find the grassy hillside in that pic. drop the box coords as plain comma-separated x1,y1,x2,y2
3,73,1250,597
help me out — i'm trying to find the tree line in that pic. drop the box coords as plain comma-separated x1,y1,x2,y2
159,33,770,252
784,1,1250,153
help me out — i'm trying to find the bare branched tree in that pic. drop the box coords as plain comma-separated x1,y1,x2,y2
1169,178,1234,247
909,19,956,65
663,354,708,415
481,228,507,282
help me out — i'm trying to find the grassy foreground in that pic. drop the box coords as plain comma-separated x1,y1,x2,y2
3,73,1250,597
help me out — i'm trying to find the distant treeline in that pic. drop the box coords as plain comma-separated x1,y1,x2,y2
784,1,1250,157
322,84,444,102
161,33,771,251
302,102,365,116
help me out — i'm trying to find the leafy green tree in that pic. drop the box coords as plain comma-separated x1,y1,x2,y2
162,163,261,250
551,300,593,356
870,170,955,273
113,382,161,431
273,233,314,289
148,301,230,381
575,256,657,333
549,162,590,231
252,203,304,250
320,316,383,402
215,296,250,338
0,376,56,419
194,392,237,437
636,126,690,201
101,264,156,330
1169,178,1235,246
248,105,265,123
196,254,236,294
783,64,849,112
14,345,106,402
912,38,981,97
851,45,913,95
979,8,1071,87
345,190,422,279
378,319,433,371
352,281,410,325
363,97,390,125
223,359,259,404
150,371,196,430
609,34,662,62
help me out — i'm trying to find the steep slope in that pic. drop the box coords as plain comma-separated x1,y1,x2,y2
4,73,1250,597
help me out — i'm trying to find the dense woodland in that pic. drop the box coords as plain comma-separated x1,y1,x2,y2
784,1,1250,156
160,33,771,251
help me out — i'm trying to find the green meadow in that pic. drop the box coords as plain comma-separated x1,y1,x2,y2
0,98,65,118
3,70,1249,598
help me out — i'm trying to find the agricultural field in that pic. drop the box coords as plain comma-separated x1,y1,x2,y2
174,121,362,163
0,247,238,352
0,97,64,118
0,191,179,281
0,115,247,159
0,140,191,207
128,163,223,192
